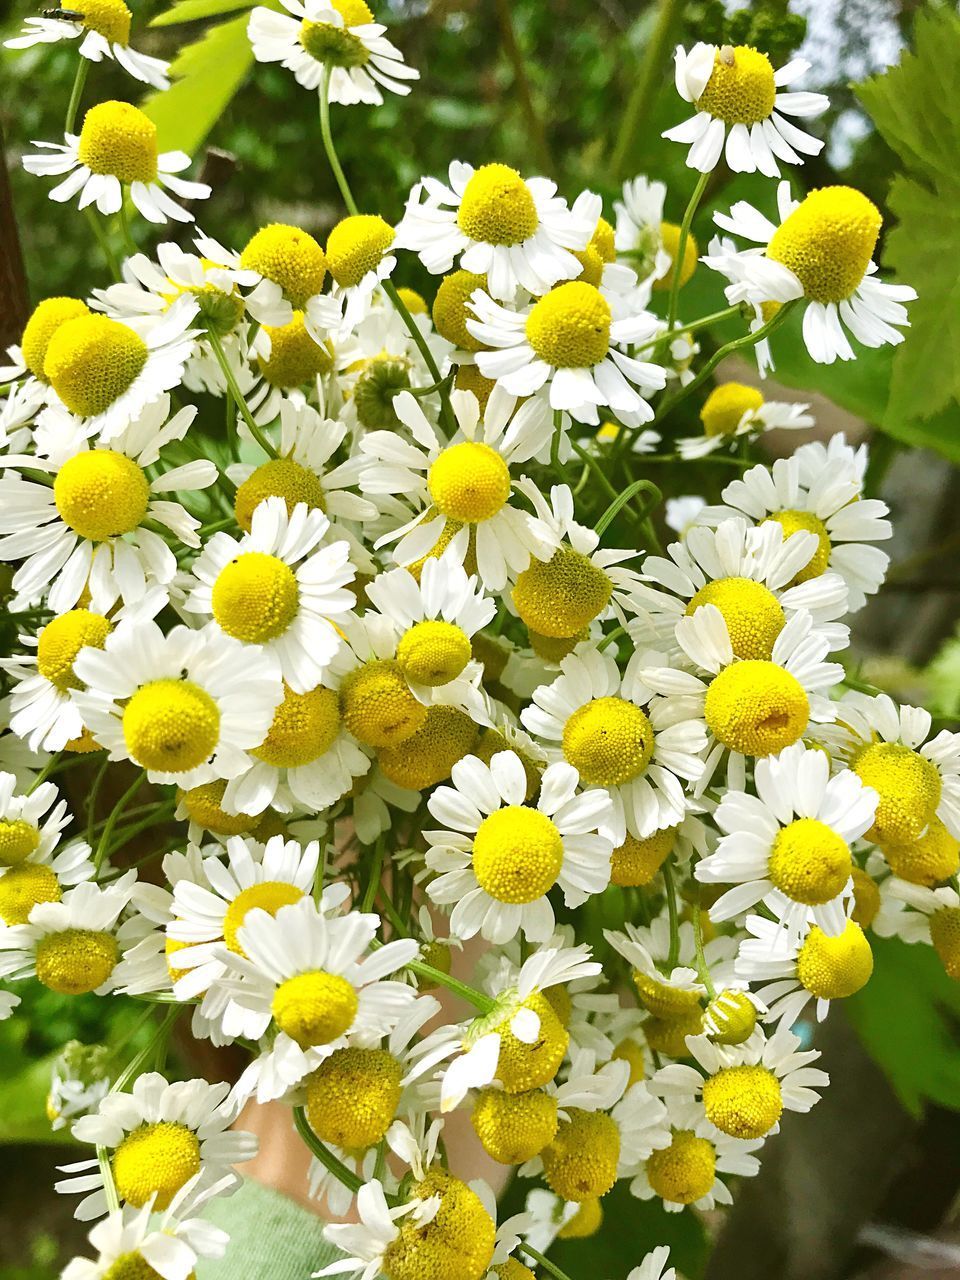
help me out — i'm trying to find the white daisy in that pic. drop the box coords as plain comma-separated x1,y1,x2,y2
317,1180,460,1280
0,819,93,927
605,917,736,1022
629,1247,677,1280
677,381,813,459
613,176,672,284
883,882,960,980
664,495,706,538
5,3,170,89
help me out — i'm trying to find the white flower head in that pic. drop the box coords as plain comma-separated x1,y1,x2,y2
5,0,170,89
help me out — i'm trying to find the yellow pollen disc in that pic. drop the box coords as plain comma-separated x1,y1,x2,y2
112,1121,201,1211
122,678,220,774
768,816,852,905
77,101,158,183
930,907,960,981
0,863,61,924
306,1047,402,1148
646,1129,716,1204
527,628,587,663
300,0,371,68
271,969,358,1048
704,661,809,757
165,935,193,985
471,1086,558,1164
396,620,472,686
101,1250,172,1280
762,509,832,582
644,1009,703,1058
428,442,511,523
573,244,604,287
0,819,41,867
326,215,394,288
494,1262,536,1280
383,1170,496,1280
686,576,785,661
253,684,341,769
222,880,304,955
378,705,478,791
471,806,564,904
234,457,326,532
543,981,572,1026
21,297,90,381
259,312,334,389
767,186,882,304
35,928,118,994
562,696,654,786
454,364,497,414
456,164,538,246
396,287,427,315
590,217,616,264
610,827,676,887
557,1198,603,1239
75,0,132,43
850,865,881,927
632,969,702,1020
45,315,148,419
541,1108,620,1202
340,658,428,748
699,381,765,437
696,45,776,124
513,548,613,639
611,1037,646,1087
240,224,327,307
652,222,698,293
211,551,299,644
417,939,452,985
883,816,960,886
796,920,874,999
489,992,568,1093
473,729,541,801
179,779,261,836
432,270,488,351
37,609,111,690
54,450,149,541
702,1063,782,1139
853,742,942,846
65,727,103,754
525,281,612,369
353,355,412,430
705,990,757,1045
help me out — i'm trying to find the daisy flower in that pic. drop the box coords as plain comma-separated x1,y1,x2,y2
467,281,666,427
323,213,399,328
710,180,916,364
0,399,214,613
697,741,877,937
5,0,170,88
248,0,419,107
0,771,73,872
650,1025,829,1142
58,1073,255,1221
677,380,813,459
396,162,597,301
359,387,557,592
605,918,736,1023
521,647,707,842
72,619,283,789
24,101,210,223
318,1181,444,1280
613,176,672,285
664,44,828,175
0,789,93,928
629,1247,677,1280
884,882,960,980
664,495,706,538
424,749,616,944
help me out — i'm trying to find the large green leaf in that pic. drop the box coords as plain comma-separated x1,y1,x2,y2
150,0,253,27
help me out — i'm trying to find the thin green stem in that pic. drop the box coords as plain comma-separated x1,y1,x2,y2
692,887,716,1000
26,754,60,794
568,436,618,504
117,200,137,257
65,57,89,135
93,770,147,873
665,170,709,338
86,754,112,846
610,0,684,178
375,883,410,937
595,478,662,537
550,409,564,473
294,1107,364,1194
207,331,279,459
518,1244,577,1280
597,625,625,652
84,208,122,282
663,857,681,971
360,835,386,914
383,279,456,437
319,64,358,215
405,960,494,1013
493,0,553,176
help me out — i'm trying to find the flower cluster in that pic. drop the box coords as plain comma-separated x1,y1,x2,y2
0,9,940,1280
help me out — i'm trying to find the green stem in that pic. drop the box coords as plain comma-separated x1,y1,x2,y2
665,170,709,338
405,960,494,1013
692,887,716,1000
86,754,112,846
294,1107,364,1194
117,200,137,257
595,478,662,537
65,57,89,135
207,331,279,459
93,770,147,873
319,64,358,215
663,857,681,971
550,409,564,473
568,436,618,504
610,0,684,178
84,208,122,282
493,0,553,176
375,884,410,937
382,279,457,437
597,625,625,652
518,1244,577,1280
26,754,60,794
360,835,385,914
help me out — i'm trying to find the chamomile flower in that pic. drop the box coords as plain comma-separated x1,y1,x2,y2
677,381,813,459
58,1073,255,1221
604,918,735,1024
710,180,916,363
248,0,419,107
467,282,665,427
396,162,597,301
665,44,828,175
0,772,73,870
424,750,616,943
613,177,672,285
664,495,706,538
0,822,93,927
24,102,210,223
884,883,960,980
73,619,283,788
360,387,557,592
522,647,707,841
630,1247,677,1280
324,213,398,328
5,0,170,88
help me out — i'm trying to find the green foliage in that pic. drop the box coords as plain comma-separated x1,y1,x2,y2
151,0,252,27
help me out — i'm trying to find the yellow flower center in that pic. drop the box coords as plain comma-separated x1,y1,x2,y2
513,548,613,639
428,442,511,523
0,863,61,925
573,244,604,287
699,381,765,437
54,450,150,542
611,1037,646,1086
696,45,776,124
326,214,394,288
850,866,881,928
704,661,809,757
396,620,472,687
112,1121,201,1211
525,281,612,369
473,729,541,802
704,989,757,1045
179,779,261,837
557,1198,603,1240
562,696,654,786
796,920,874,999
45,315,148,419
211,551,299,644
35,928,118,994
305,1046,402,1148
454,365,496,415
457,164,538,246
37,609,111,690
541,1108,620,1202
432,270,487,351
767,187,882,304
271,969,359,1048
21,297,90,381
610,828,675,887
471,1086,559,1164
74,0,132,44
340,658,428,748
479,991,568,1093
396,287,427,315
702,1063,782,1139
253,683,341,768
471,805,564,904
234,457,326,532
77,101,158,183
644,1009,703,1058
883,816,960,887
0,819,41,867
64,726,103,754
377,705,478,790
101,1251,174,1280
300,0,372,68
632,969,702,1020
646,1129,716,1205
686,577,785,661
259,312,334,389
763,509,832,582
527,629,585,663
651,222,699,293
384,1170,496,1280
221,880,304,955
353,355,412,430
240,224,327,307
768,816,852,905
123,678,220,774
853,742,942,846
930,907,960,982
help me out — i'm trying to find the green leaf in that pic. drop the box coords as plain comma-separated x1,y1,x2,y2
0,1050,63,1144
151,0,252,27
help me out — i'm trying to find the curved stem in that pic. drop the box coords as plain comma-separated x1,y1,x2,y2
84,208,122,282
207,330,279,459
518,1243,577,1280
665,170,709,339
294,1107,365,1194
26,754,60,795
595,477,662,537
93,770,147,873
65,57,89,135
406,960,495,1013
318,64,358,215
382,279,456,437
663,856,681,971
